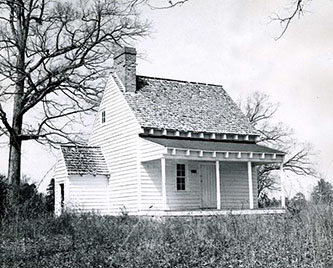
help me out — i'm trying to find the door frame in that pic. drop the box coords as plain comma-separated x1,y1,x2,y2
199,162,217,209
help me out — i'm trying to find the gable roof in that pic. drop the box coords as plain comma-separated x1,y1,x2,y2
123,75,258,135
61,145,109,176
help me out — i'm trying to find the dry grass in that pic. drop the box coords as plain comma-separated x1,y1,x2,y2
0,203,332,267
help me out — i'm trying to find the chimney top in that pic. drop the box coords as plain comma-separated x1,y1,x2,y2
113,47,137,93
114,47,137,59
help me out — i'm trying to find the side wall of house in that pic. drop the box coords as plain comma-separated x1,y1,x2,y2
89,75,142,214
67,175,109,215
53,153,69,216
140,160,162,211
220,162,258,209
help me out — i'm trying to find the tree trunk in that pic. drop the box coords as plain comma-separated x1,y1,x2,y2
8,112,23,202
8,40,25,199
8,134,22,187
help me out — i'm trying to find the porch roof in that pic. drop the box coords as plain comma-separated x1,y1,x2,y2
142,137,285,155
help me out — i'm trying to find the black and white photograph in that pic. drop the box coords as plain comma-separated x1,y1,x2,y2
0,0,332,267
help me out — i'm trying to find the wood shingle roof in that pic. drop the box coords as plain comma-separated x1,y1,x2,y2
61,145,109,176
123,76,259,135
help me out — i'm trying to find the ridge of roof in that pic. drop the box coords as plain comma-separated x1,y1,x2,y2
136,75,224,88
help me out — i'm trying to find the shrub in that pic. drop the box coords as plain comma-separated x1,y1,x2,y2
258,192,281,208
45,179,55,213
0,178,50,220
0,175,8,219
287,192,307,216
311,178,333,205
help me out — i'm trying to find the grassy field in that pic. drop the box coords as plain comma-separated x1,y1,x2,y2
0,204,332,268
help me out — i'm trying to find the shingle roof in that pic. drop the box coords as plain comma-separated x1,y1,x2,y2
123,75,258,135
61,145,109,176
142,137,285,154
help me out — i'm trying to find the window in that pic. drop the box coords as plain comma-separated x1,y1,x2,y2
176,164,186,191
60,183,64,209
101,110,106,124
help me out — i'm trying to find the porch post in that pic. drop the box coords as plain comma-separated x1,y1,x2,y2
161,158,167,210
280,162,285,208
216,160,221,209
247,161,254,209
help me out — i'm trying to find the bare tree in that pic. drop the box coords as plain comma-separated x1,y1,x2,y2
240,92,317,199
0,0,150,196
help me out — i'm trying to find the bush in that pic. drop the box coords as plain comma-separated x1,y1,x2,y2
0,177,51,220
287,192,307,216
311,178,333,205
258,192,281,208
0,175,8,219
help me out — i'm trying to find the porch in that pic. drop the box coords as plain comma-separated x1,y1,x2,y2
139,136,286,213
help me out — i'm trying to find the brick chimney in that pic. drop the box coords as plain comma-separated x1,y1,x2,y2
113,47,137,93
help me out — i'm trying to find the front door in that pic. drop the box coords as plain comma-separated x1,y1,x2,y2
200,163,217,208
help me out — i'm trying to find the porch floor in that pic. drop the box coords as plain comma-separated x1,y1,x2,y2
135,208,286,217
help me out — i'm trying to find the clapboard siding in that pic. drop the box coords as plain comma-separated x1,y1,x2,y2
140,160,163,211
166,160,201,210
220,162,258,209
140,138,165,162
89,75,141,214
53,153,69,216
68,175,109,214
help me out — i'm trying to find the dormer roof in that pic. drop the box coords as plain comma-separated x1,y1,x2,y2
122,75,259,135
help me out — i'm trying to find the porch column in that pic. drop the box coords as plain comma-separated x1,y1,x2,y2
216,160,221,209
247,162,254,209
280,162,285,208
161,158,167,210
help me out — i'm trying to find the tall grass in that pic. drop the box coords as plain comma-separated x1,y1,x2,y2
0,203,332,267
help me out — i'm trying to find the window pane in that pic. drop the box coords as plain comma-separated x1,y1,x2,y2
176,164,186,191
101,111,106,123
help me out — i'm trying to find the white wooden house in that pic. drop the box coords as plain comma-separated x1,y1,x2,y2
54,47,286,216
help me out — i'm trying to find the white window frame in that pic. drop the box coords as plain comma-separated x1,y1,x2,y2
175,161,188,192
101,110,106,124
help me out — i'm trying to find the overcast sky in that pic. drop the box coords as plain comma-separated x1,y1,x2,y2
0,0,332,197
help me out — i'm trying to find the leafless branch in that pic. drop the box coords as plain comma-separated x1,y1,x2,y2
270,0,306,40
145,0,190,10
240,91,317,197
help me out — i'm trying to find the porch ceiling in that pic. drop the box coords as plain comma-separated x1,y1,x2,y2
142,137,285,163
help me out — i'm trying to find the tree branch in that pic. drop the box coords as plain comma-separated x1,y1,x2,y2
270,0,305,40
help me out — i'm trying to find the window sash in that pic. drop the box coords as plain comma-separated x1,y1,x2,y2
101,111,106,123
176,164,186,191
